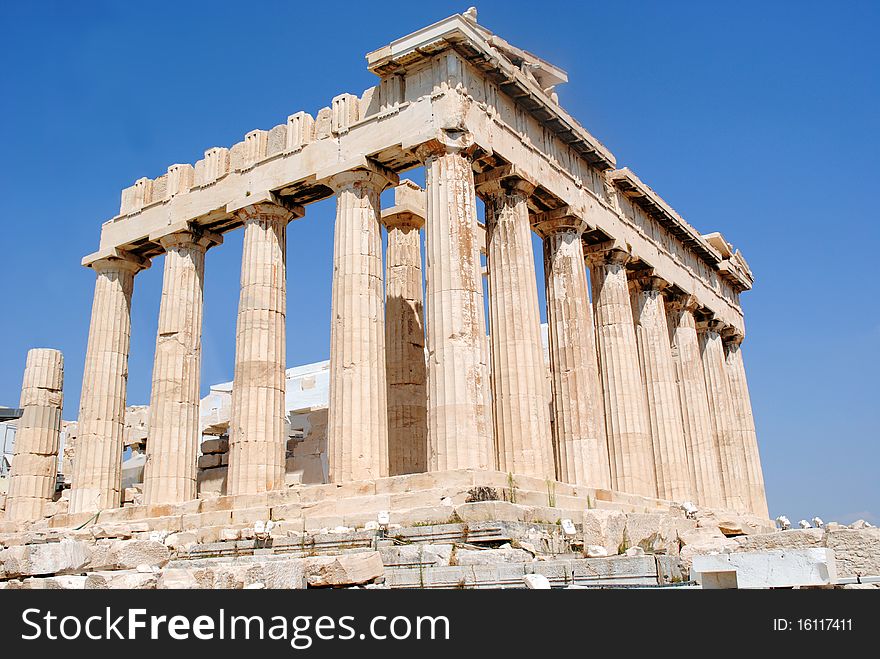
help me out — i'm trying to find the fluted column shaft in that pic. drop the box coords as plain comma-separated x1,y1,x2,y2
227,202,296,495
70,255,147,513
724,335,769,517
143,229,219,505
327,170,391,482
480,178,553,478
631,276,692,502
586,248,656,497
417,140,492,471
666,297,724,508
6,349,63,521
384,207,427,476
699,319,749,511
535,215,610,487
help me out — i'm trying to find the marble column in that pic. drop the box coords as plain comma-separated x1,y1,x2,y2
478,175,553,479
416,139,492,472
533,211,610,488
382,186,428,476
143,229,220,506
227,201,298,496
666,295,725,508
5,349,63,521
586,248,656,497
630,275,692,502
698,318,749,511
723,332,769,518
70,253,149,513
327,170,392,482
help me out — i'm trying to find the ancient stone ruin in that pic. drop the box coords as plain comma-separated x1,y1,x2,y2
2,10,876,589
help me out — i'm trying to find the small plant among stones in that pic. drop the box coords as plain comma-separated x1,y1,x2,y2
618,529,630,555
465,486,500,503
504,473,518,504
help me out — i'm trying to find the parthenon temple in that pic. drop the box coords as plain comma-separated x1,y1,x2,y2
4,9,769,537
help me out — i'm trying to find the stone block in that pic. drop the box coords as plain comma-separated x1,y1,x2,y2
303,516,344,532
182,510,232,530
380,544,453,568
86,571,157,589
824,528,880,578
304,551,384,587
624,512,695,555
570,556,658,585
267,488,301,507
17,575,88,589
198,454,223,469
523,573,551,589
454,547,532,566
157,567,199,589
270,503,303,521
0,539,91,578
582,509,627,555
201,438,229,454
197,466,227,495
261,558,306,589
142,515,183,533
336,494,392,516
454,501,527,523
693,548,838,589
103,539,170,570
390,505,460,527
300,499,339,518
164,532,198,552
734,528,825,552
231,507,271,525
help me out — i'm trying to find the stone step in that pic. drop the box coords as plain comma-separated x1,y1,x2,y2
384,555,667,589
42,469,692,534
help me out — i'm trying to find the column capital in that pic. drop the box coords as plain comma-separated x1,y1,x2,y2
721,327,745,346
326,168,396,194
382,209,424,231
531,206,589,238
227,190,304,224
413,134,478,162
317,156,398,191
665,292,701,314
85,249,151,275
696,316,725,335
473,164,537,199
584,244,631,268
154,224,223,252
629,273,671,293
381,180,425,230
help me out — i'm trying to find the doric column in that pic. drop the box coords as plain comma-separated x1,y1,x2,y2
143,228,221,505
326,168,394,482
666,295,724,508
533,210,609,487
227,200,300,496
416,139,492,472
585,247,656,497
477,171,553,479
698,318,749,511
382,181,427,476
630,275,692,502
70,253,149,513
5,349,63,521
723,331,769,518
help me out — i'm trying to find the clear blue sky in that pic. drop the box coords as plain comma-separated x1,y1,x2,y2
1,1,877,524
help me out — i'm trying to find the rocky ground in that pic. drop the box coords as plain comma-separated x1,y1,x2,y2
1,497,877,589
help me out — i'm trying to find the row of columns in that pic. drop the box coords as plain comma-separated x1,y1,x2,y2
63,139,766,520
